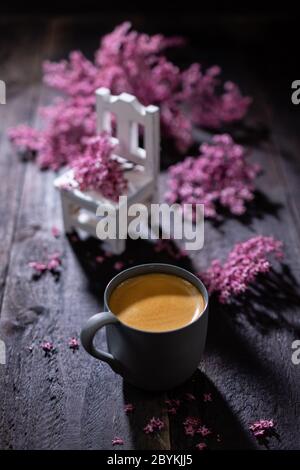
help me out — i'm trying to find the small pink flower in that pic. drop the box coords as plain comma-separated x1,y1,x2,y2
183,417,201,437
124,403,135,414
195,442,207,451
28,253,62,278
112,437,124,446
114,261,124,271
51,226,60,238
144,417,165,434
41,341,54,356
28,261,47,273
164,399,181,415
203,393,212,402
68,337,79,352
197,425,212,437
249,419,275,439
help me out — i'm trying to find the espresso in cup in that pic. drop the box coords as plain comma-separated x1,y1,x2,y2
81,263,209,390
109,273,205,332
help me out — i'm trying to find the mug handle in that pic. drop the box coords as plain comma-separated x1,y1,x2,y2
81,312,121,373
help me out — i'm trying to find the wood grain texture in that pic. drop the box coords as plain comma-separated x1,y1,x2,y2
0,14,299,450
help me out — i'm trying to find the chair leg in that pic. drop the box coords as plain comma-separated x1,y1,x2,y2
60,193,74,233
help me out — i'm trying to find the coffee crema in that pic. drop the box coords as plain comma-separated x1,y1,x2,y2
109,273,205,332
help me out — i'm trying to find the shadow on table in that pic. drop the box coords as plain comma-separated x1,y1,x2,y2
123,370,254,450
210,190,282,230
219,265,300,334
67,235,195,300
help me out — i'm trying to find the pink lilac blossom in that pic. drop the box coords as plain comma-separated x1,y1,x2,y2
200,236,283,303
164,399,181,415
166,134,260,220
9,22,251,169
143,417,165,434
71,135,127,200
95,255,105,263
68,337,80,352
51,226,60,238
41,341,54,356
124,403,135,414
113,261,125,271
249,419,275,438
203,393,212,402
112,437,124,446
183,417,202,437
29,252,62,276
197,425,212,437
195,442,207,451
8,125,44,155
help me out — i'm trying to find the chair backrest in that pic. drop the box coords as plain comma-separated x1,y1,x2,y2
96,88,160,180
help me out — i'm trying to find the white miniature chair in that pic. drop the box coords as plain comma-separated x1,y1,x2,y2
54,87,160,254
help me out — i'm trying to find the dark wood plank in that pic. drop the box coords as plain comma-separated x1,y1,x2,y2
0,18,48,311
0,17,171,450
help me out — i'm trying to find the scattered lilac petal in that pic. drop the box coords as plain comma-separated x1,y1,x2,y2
203,393,212,402
51,226,60,238
41,341,55,356
249,419,275,439
124,403,135,414
197,425,212,437
164,399,181,415
28,261,48,273
68,337,80,352
195,442,207,451
112,437,124,446
144,417,165,434
114,261,125,271
183,417,201,437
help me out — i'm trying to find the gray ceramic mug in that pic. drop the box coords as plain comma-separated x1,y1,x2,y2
81,263,209,391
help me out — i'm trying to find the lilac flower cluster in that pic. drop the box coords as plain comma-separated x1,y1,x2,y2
28,252,62,276
143,417,165,434
9,22,251,170
112,437,124,446
249,419,275,438
200,236,283,303
71,135,127,201
166,134,260,219
164,398,181,415
41,341,55,356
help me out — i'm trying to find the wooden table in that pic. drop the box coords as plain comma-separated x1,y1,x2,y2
0,13,299,450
